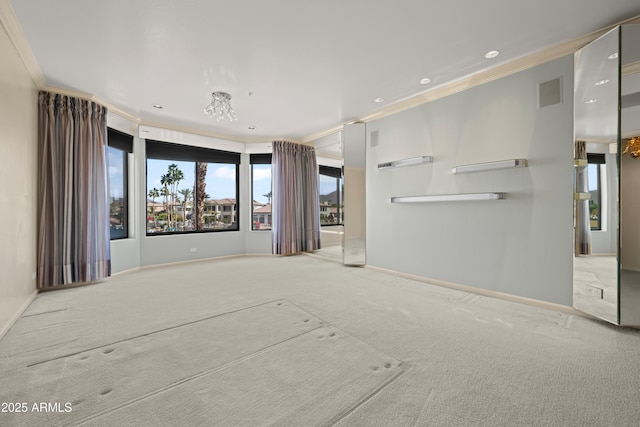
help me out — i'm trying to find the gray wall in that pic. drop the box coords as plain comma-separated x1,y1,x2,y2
366,55,575,306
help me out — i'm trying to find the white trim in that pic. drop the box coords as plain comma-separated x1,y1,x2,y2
364,264,593,318
623,60,640,76
300,16,640,143
0,0,45,88
0,290,38,340
138,253,275,271
3,0,640,149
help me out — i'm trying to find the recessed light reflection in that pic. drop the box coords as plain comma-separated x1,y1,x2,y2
608,53,618,60
374,97,384,103
420,77,431,85
153,104,163,109
595,79,610,86
585,99,597,104
485,50,500,59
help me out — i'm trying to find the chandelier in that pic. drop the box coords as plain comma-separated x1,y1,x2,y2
204,91,237,121
623,136,640,158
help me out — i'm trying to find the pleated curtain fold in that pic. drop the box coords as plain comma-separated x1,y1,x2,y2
37,91,111,288
574,140,591,255
272,141,321,255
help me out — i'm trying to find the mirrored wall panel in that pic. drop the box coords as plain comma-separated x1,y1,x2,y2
619,24,640,326
342,123,366,266
573,24,640,327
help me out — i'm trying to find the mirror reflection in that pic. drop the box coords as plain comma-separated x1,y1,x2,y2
619,24,640,326
573,24,640,326
573,26,619,324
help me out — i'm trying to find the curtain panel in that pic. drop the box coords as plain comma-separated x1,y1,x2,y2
574,140,591,255
37,91,111,288
272,141,321,255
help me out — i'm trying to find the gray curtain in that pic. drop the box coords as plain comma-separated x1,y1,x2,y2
38,91,111,288
272,141,321,255
575,140,591,255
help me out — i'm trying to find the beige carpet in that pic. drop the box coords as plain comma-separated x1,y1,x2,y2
1,255,640,426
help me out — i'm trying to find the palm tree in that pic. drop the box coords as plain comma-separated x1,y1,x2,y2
161,186,170,228
263,190,272,204
161,164,184,229
160,175,172,227
195,162,207,230
148,188,160,227
178,188,192,229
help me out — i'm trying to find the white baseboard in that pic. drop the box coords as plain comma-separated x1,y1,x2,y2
364,264,587,317
139,253,275,271
0,290,38,341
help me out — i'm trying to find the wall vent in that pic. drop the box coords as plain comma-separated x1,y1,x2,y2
370,130,379,147
538,77,562,108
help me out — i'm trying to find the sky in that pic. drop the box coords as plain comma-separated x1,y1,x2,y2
147,159,239,202
108,147,340,205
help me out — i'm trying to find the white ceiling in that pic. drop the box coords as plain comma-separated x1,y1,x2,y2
8,0,640,144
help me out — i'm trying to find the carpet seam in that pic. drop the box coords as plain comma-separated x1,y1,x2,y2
73,324,326,426
25,298,285,368
285,299,406,365
326,364,413,427
21,308,69,317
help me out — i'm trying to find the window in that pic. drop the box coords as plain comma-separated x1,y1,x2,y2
587,153,605,231
107,128,133,240
251,153,272,230
319,165,342,226
146,140,240,235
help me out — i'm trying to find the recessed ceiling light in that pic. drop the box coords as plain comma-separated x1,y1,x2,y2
374,97,384,103
608,53,618,60
585,99,597,104
595,79,610,86
485,50,500,59
248,126,256,130
420,77,432,85
152,104,163,109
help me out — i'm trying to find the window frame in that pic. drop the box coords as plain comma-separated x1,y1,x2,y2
145,140,241,236
587,153,605,231
250,153,272,231
319,165,343,227
107,128,133,240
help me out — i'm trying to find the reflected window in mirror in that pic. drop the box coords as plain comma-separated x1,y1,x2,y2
587,153,606,231
319,166,343,226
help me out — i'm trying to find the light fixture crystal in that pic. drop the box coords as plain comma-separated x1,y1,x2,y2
623,136,640,158
204,91,238,121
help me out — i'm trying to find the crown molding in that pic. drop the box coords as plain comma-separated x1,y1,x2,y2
42,85,141,126
301,14,640,142
42,85,300,145
0,0,45,88
5,0,640,147
624,60,640,76
138,119,301,145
